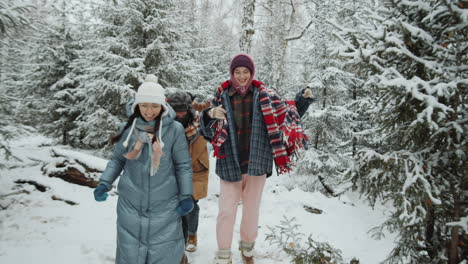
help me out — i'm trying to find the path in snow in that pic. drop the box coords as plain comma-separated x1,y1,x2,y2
0,135,396,264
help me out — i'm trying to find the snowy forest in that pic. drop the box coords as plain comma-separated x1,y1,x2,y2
1,0,467,263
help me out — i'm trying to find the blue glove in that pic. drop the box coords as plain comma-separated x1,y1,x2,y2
176,198,194,216
93,184,109,202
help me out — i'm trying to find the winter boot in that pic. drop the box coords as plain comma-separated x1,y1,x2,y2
180,254,189,264
239,240,255,264
186,234,197,252
213,249,232,264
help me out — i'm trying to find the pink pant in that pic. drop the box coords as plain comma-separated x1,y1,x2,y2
216,174,267,249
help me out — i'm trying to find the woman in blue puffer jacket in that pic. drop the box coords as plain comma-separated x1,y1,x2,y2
93,74,194,264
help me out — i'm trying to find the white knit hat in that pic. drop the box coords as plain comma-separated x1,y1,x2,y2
131,74,166,113
123,74,167,149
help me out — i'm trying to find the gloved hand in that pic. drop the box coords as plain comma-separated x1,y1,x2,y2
176,197,194,216
208,106,227,120
303,88,314,98
93,184,109,202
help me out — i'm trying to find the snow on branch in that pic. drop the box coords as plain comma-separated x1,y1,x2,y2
377,72,453,129
0,94,77,109
358,148,442,207
402,155,441,205
399,21,434,43
447,216,468,233
446,0,468,21
384,44,441,75
400,0,431,12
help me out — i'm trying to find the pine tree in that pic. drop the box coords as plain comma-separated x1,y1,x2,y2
0,0,35,167
254,0,316,92
292,0,362,195
1,1,38,96
295,67,355,195
344,1,467,262
0,1,34,37
327,0,382,166
66,0,206,148
64,0,143,148
170,0,232,100
13,0,82,145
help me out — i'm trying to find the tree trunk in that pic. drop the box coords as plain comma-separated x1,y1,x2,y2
424,196,435,259
448,183,460,264
239,0,256,54
448,85,461,264
314,133,319,150
62,128,67,145
352,83,357,157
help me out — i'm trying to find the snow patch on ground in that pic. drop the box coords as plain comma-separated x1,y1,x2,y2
0,135,396,264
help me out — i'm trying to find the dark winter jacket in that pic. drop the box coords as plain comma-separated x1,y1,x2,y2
295,88,319,116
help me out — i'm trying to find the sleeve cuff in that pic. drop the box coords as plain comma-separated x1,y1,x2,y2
179,194,192,201
99,181,112,191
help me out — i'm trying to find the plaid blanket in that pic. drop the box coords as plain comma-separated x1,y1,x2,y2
211,80,308,174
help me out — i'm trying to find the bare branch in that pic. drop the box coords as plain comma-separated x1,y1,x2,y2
290,0,295,13
285,19,314,41
286,0,296,33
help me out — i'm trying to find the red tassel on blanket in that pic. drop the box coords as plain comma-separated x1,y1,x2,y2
211,119,228,159
213,146,226,159
277,163,292,174
274,155,292,175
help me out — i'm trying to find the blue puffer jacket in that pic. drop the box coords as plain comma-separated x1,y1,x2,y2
99,106,192,264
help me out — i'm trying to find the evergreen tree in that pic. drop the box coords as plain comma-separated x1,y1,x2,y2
171,0,232,100
254,0,316,92
293,0,362,195
66,0,206,148
344,1,467,263
327,0,382,164
14,0,82,145
295,67,355,195
65,0,142,148
0,0,35,167
0,1,34,37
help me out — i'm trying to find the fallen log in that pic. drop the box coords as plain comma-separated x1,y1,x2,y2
41,148,105,188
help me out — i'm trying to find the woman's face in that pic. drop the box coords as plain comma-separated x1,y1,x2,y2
233,66,251,86
139,103,162,122
175,111,190,127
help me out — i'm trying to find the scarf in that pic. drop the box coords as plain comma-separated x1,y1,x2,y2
185,121,199,142
211,80,308,174
230,76,253,97
123,118,163,176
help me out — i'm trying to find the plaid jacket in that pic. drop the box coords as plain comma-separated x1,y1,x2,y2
200,84,312,182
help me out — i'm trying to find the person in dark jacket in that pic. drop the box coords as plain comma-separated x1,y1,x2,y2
167,91,210,264
93,74,194,264
199,54,316,264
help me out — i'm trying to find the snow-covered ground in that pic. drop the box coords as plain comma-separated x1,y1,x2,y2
0,134,396,264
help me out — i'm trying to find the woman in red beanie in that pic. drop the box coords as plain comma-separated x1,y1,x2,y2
199,54,317,264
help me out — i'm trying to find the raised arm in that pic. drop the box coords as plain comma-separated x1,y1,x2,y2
294,87,319,117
